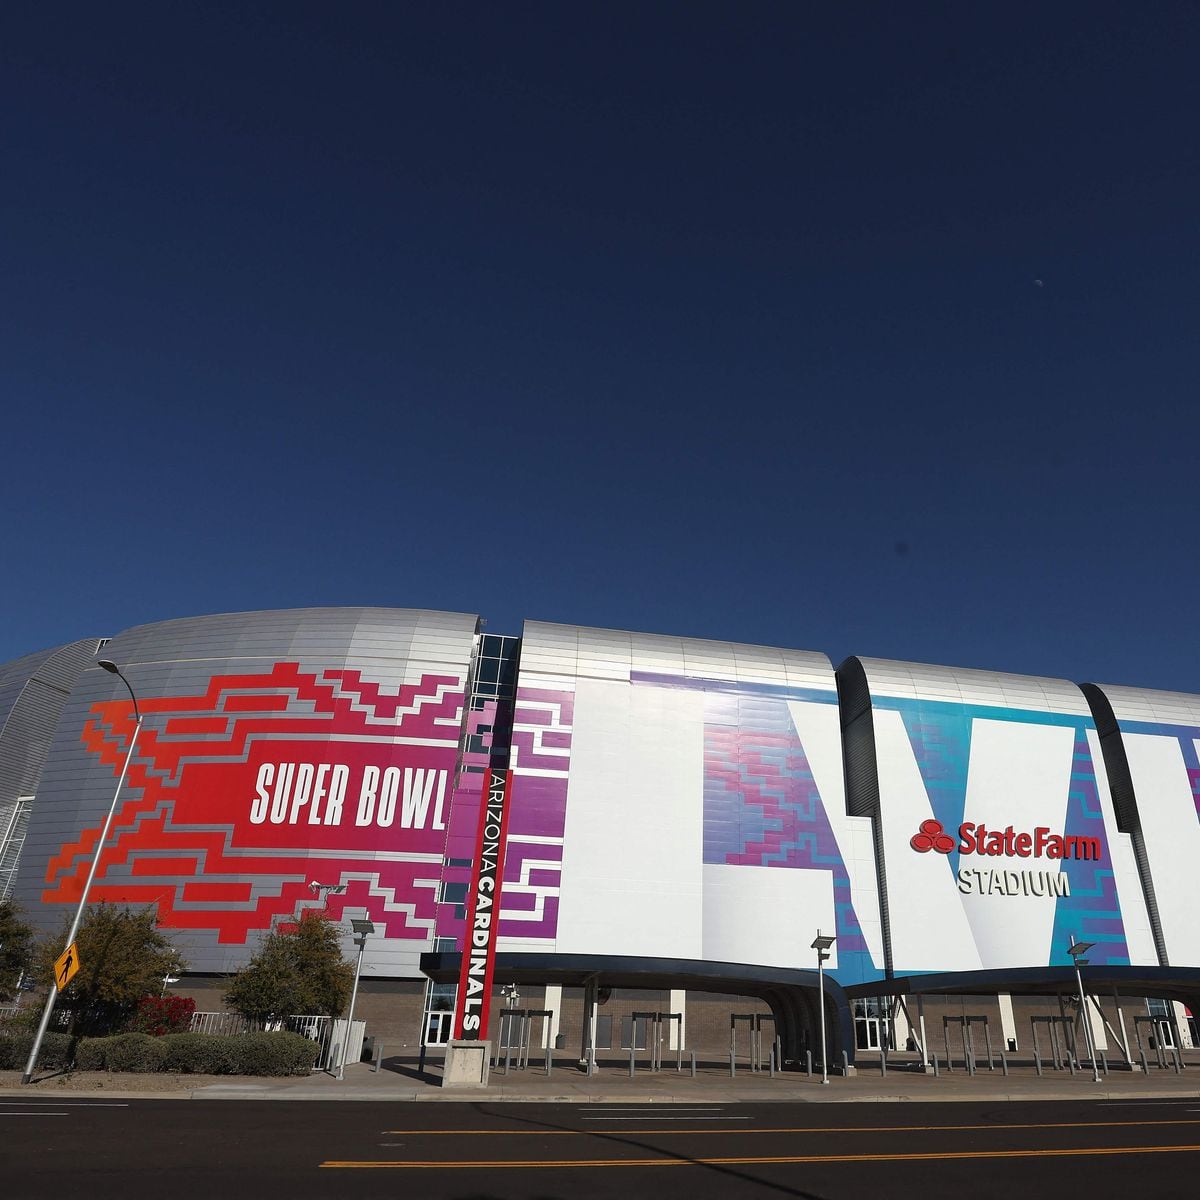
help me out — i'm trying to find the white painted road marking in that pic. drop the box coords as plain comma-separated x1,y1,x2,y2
580,1108,748,1118
1,1101,130,1108
579,1107,725,1113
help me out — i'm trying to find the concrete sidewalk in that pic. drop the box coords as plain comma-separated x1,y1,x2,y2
5,1053,1198,1104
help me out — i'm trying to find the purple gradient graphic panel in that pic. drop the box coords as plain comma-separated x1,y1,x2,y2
1049,728,1130,964
497,684,574,941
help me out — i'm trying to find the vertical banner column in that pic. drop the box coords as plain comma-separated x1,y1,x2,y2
453,768,513,1040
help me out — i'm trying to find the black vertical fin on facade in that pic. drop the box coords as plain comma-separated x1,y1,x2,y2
486,634,520,772
1080,683,1168,967
835,656,893,979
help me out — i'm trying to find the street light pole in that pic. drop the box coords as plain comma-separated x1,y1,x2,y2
338,918,374,1080
22,660,141,1084
1067,935,1101,1083
811,931,836,1085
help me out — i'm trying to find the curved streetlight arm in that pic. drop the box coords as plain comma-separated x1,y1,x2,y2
98,660,140,722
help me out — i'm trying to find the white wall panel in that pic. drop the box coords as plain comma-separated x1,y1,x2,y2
702,863,835,970
554,677,705,958
959,719,1073,967
1122,732,1200,965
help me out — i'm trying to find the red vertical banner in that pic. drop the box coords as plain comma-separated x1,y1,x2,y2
452,768,513,1040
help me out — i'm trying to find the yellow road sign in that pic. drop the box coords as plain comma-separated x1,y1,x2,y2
54,942,80,992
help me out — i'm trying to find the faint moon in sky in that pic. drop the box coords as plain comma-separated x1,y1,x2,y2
1033,278,1044,287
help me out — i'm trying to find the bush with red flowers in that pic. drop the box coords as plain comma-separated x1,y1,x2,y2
126,995,196,1036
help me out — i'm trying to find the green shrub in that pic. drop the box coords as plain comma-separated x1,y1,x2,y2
9,1029,319,1076
103,1032,167,1072
160,1033,240,1074
74,1037,107,1071
148,1031,316,1075
230,1032,319,1076
0,1030,73,1071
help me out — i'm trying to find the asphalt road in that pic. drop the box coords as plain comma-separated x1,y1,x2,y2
3,1097,1200,1199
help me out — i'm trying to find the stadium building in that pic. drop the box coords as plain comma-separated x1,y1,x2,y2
4,607,1199,1068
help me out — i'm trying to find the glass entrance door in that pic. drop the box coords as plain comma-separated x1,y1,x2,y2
853,998,893,1051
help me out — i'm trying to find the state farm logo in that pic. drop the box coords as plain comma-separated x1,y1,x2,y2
910,819,955,854
909,819,1099,861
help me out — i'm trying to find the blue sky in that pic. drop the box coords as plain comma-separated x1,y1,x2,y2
2,3,1197,692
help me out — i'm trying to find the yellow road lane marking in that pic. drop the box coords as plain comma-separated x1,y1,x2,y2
324,1143,1200,1169
381,1117,1200,1136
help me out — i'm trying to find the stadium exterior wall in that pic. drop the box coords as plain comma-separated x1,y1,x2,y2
7,607,1200,1008
0,638,100,900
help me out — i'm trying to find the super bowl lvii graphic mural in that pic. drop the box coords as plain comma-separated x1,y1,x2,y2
42,662,465,944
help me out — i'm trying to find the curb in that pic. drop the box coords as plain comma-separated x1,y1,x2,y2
3,1083,1198,1104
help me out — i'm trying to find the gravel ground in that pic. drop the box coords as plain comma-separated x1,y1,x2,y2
0,1069,232,1092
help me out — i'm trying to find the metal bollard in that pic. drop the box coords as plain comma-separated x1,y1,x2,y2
880,1051,886,1078
729,1050,736,1078
690,1051,697,1078
372,1041,383,1073
841,1050,848,1077
1173,1048,1182,1075
1100,1051,1108,1076
1034,1046,1042,1076
629,1047,635,1078
546,1047,553,1076
932,1054,939,1078
966,1050,975,1077
769,1046,776,1079
1000,1052,1008,1077
1139,1049,1149,1074
806,1049,812,1080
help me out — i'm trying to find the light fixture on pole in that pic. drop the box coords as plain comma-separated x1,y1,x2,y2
337,918,374,1080
22,659,142,1084
811,930,836,1085
1067,936,1101,1083
309,880,348,905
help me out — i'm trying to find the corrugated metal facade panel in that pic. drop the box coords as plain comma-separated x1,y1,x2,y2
12,608,479,978
521,620,834,689
1091,683,1200,728
855,656,1092,716
0,639,99,807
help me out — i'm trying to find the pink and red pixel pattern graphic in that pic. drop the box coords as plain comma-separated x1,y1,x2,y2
43,661,465,944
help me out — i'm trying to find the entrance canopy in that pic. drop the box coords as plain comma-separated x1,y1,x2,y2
847,965,1200,1012
420,951,856,1064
